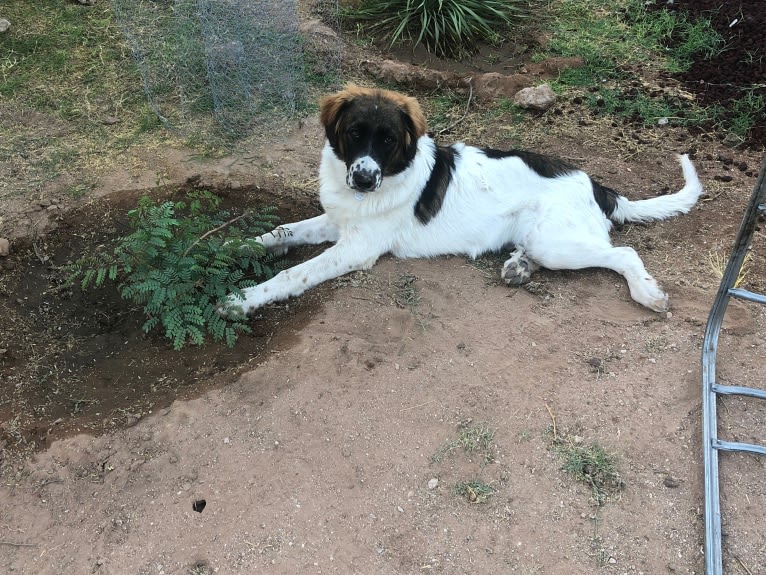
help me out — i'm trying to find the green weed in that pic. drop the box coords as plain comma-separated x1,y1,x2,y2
454,479,495,504
547,427,624,506
727,88,766,142
432,421,495,465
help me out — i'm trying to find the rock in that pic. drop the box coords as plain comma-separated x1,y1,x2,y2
362,59,459,91
0,238,9,257
472,72,533,101
427,478,439,490
513,83,557,111
663,476,680,488
0,18,10,33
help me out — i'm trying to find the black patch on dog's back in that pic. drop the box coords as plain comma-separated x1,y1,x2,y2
591,180,619,217
481,147,622,217
480,148,576,179
415,145,457,225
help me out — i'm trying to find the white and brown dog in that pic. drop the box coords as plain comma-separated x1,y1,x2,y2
224,85,702,315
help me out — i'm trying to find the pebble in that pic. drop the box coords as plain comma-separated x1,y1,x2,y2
0,18,10,33
0,237,9,257
428,478,439,490
663,476,681,488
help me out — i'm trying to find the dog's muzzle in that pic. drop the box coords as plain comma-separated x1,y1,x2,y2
347,156,382,193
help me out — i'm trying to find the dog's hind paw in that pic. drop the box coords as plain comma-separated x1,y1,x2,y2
645,292,669,313
628,279,669,313
501,249,538,286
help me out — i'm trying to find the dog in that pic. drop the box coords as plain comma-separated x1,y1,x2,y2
223,85,702,316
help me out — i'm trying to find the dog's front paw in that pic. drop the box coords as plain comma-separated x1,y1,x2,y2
217,293,251,319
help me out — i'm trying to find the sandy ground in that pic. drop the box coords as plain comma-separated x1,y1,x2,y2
2,247,764,574
2,126,766,574
2,13,766,574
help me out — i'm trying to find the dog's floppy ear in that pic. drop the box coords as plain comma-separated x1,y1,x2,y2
319,85,362,159
384,90,427,145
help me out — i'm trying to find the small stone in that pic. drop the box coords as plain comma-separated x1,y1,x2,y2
513,83,557,111
428,478,439,490
657,117,669,126
0,238,9,257
223,437,230,444
608,557,617,564
0,18,10,33
663,476,680,488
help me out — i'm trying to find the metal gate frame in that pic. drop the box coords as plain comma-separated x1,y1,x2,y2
701,155,766,574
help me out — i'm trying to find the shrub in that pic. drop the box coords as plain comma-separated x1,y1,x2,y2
67,190,279,350
345,0,532,58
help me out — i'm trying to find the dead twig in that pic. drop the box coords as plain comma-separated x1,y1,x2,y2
400,400,437,412
182,211,251,257
544,401,557,439
437,81,474,137
734,556,754,575
0,541,37,547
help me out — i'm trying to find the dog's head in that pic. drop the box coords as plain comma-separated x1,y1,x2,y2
319,85,428,193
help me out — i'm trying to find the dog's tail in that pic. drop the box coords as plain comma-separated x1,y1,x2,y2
609,154,702,224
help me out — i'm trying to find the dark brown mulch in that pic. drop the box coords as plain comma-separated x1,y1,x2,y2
657,0,766,147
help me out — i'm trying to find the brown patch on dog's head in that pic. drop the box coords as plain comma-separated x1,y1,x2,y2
319,84,427,141
318,85,428,181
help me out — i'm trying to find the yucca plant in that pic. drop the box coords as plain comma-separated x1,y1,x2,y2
346,0,532,58
67,190,280,350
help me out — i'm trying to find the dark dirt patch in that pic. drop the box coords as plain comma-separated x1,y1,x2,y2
0,183,323,455
659,0,766,147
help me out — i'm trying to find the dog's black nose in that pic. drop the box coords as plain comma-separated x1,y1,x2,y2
352,170,378,191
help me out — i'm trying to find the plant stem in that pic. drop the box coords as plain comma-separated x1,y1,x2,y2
182,211,252,257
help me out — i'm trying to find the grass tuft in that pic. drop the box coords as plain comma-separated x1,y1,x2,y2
392,272,421,308
454,479,495,504
432,421,495,465
547,427,624,506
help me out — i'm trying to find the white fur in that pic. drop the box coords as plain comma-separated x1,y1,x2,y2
223,136,702,314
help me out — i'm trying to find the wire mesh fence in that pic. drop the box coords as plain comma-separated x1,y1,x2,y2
111,0,342,141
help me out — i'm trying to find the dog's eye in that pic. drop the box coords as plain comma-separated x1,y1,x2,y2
348,128,361,140
383,135,395,146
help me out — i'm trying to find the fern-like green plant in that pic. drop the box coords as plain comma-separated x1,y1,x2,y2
67,190,280,350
